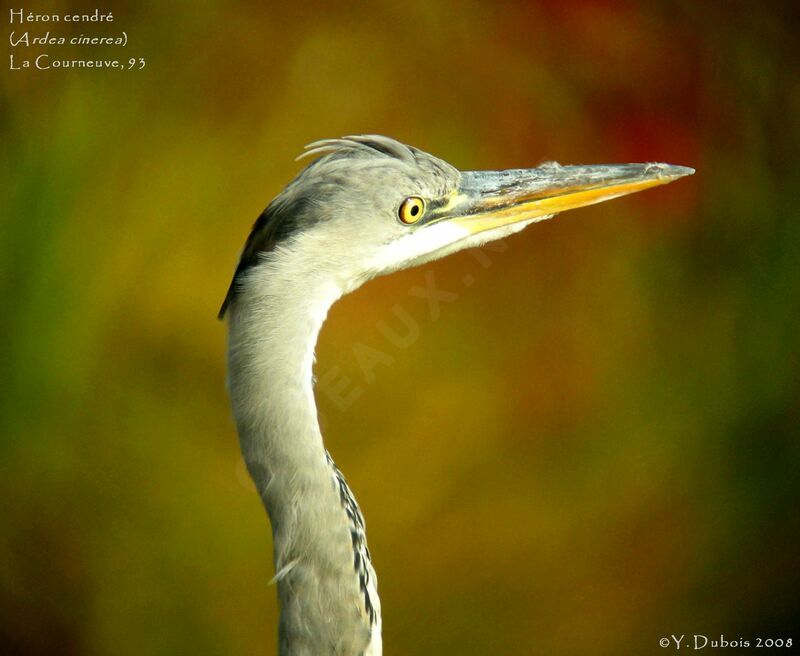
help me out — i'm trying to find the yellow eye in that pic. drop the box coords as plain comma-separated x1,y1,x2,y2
398,196,425,224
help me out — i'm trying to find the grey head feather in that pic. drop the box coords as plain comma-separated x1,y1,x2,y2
217,193,313,319
218,135,459,318
298,134,417,164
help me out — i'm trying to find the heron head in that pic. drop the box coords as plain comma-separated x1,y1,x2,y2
220,135,692,318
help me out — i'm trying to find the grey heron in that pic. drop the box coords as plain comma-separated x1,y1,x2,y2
219,135,693,655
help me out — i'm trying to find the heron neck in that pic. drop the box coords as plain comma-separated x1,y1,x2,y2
226,256,380,656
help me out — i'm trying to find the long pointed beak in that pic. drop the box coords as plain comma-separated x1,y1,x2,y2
431,163,694,234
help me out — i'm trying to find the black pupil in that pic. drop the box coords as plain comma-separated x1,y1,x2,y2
410,204,419,216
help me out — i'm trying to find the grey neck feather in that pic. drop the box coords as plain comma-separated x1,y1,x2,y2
226,250,381,656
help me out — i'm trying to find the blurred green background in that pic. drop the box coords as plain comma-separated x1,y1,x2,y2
2,1,799,654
